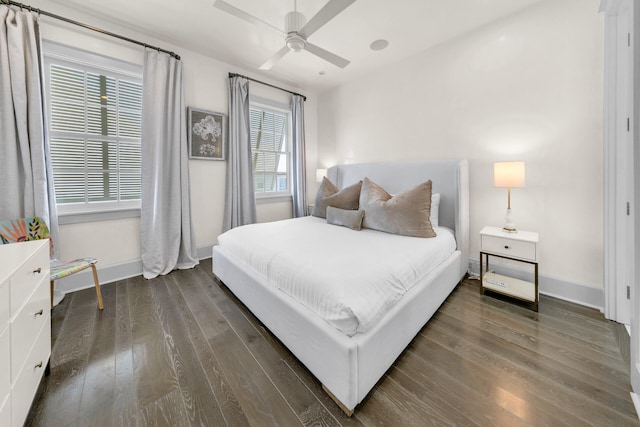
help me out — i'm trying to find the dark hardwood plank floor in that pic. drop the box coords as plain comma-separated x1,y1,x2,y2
25,259,639,426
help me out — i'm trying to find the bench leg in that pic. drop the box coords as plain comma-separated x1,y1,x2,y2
91,263,104,310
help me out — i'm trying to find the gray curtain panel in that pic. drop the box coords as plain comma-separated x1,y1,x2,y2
0,5,59,248
141,49,198,279
222,76,256,232
291,94,307,217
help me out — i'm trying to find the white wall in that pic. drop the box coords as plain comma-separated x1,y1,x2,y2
26,0,318,292
318,0,604,293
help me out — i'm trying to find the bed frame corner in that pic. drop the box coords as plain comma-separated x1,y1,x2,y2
322,384,355,417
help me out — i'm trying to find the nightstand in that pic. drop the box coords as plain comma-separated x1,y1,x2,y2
479,226,539,311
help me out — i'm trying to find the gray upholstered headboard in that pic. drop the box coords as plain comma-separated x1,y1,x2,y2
327,159,469,278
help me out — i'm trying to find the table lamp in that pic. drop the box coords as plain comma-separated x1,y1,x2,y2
494,161,525,232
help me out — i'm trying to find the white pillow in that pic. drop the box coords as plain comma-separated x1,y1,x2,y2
430,193,440,227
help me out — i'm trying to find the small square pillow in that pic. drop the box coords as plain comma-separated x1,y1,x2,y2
311,177,362,218
326,207,365,230
360,177,436,238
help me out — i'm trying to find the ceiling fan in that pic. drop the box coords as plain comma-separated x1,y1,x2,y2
213,0,356,70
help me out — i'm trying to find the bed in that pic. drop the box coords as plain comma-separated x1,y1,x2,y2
212,159,469,414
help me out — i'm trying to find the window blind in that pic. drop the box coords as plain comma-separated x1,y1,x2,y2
250,105,289,194
46,60,142,211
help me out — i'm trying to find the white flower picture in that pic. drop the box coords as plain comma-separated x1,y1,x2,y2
192,115,222,142
188,108,226,160
199,143,216,156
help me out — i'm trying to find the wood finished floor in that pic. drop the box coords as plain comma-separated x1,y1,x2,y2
25,259,639,426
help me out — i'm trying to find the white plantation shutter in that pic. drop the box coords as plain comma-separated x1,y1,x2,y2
44,44,143,214
249,100,290,195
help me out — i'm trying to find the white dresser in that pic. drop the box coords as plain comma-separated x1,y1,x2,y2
0,240,51,427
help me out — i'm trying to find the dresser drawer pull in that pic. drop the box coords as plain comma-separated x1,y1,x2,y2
33,267,42,274
504,245,510,249
35,361,43,369
35,309,44,316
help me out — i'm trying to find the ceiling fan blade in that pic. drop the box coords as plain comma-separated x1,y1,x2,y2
259,46,291,70
303,42,350,68
213,0,285,37
299,0,356,39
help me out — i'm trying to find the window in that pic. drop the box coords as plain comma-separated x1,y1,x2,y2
249,98,291,198
43,43,143,217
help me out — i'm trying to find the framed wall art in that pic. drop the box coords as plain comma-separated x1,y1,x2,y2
188,107,226,160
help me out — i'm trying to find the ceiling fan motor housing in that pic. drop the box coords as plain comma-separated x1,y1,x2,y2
285,11,307,51
285,11,306,34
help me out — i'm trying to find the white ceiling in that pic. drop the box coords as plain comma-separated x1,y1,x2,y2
49,0,543,93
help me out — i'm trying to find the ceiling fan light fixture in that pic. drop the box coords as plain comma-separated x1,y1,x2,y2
286,34,306,52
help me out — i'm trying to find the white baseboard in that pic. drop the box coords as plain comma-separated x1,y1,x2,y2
468,258,603,311
57,250,603,311
631,392,640,421
55,245,214,295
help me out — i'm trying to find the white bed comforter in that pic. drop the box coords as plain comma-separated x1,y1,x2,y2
217,216,457,336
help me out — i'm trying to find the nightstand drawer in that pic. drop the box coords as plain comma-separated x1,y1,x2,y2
481,235,536,261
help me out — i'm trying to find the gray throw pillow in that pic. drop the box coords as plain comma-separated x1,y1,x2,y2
326,207,365,230
359,177,436,238
311,177,362,218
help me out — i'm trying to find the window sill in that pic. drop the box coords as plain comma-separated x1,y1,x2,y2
256,194,293,205
58,208,141,225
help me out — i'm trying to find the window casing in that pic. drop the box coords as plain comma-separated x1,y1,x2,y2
43,42,143,217
249,98,291,199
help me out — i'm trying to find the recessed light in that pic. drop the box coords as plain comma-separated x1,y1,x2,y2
370,39,389,51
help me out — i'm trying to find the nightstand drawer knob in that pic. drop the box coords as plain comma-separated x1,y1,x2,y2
504,245,510,249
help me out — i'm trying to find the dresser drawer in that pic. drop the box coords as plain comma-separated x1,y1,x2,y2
0,326,10,417
481,234,536,261
10,241,49,316
0,279,8,330
10,276,49,382
11,318,50,427
0,393,9,427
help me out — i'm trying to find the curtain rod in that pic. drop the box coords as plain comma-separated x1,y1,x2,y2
229,72,306,101
2,0,180,60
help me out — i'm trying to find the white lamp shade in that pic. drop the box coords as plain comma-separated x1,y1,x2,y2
494,161,525,188
316,168,328,182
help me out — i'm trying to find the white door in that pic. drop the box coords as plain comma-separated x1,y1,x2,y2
603,0,633,325
630,0,640,398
